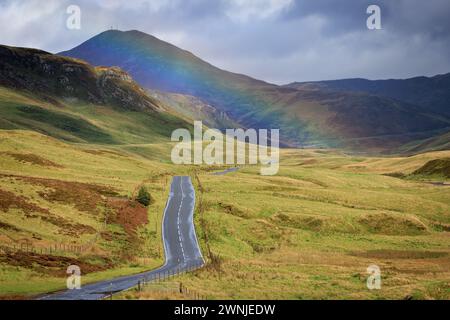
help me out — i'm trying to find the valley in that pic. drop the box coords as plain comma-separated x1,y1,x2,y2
0,31,449,300
0,129,448,299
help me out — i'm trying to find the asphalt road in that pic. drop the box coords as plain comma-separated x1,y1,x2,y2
40,176,204,300
212,167,240,175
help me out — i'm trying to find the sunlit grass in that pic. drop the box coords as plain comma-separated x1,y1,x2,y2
0,129,449,299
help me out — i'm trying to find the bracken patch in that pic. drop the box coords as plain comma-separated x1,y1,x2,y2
0,185,97,236
107,199,148,236
0,250,113,276
0,174,119,214
0,188,49,214
0,220,21,232
0,294,27,300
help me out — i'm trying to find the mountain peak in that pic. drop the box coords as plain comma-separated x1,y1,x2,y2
64,29,190,57
59,30,450,151
94,29,160,40
60,29,229,92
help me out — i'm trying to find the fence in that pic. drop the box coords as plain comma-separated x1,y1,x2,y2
0,199,112,256
0,242,86,255
107,261,207,300
136,281,207,300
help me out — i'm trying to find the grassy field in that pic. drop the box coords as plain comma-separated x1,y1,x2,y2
0,130,449,299
121,148,450,300
0,130,182,297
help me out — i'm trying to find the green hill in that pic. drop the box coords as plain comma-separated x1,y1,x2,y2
412,158,450,179
0,45,192,147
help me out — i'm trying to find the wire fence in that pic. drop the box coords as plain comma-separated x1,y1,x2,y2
107,261,207,300
0,242,86,255
0,199,112,256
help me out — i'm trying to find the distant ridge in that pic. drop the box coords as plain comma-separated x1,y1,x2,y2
286,73,450,118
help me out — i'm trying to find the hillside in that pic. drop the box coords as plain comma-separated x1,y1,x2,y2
0,45,191,148
1,129,449,299
59,30,450,152
286,74,450,118
149,90,239,129
0,45,165,112
411,158,450,179
398,131,450,155
0,130,182,297
121,147,449,300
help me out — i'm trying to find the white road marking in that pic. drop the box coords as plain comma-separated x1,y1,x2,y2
176,177,186,261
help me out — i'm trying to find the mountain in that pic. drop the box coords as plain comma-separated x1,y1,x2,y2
59,30,300,142
0,45,168,113
286,74,450,118
60,30,450,152
0,44,190,146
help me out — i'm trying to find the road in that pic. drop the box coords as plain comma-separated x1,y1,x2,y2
40,176,204,300
212,167,240,175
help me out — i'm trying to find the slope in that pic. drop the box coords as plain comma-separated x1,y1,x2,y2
60,30,450,151
0,45,192,149
286,74,450,118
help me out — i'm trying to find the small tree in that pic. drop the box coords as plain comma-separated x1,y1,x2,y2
136,186,152,207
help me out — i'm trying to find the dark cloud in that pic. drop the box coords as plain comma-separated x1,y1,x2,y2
0,0,449,83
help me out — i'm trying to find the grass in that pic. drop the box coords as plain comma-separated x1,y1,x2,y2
0,130,183,297
169,148,450,300
0,87,192,146
0,130,449,299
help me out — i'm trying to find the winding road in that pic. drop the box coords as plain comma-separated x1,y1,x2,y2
40,176,204,300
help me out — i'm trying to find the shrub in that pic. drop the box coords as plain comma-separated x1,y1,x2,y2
136,186,152,207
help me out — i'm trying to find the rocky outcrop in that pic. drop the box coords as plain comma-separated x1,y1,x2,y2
0,45,164,112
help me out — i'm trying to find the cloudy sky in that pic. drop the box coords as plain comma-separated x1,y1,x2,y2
1,0,449,84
